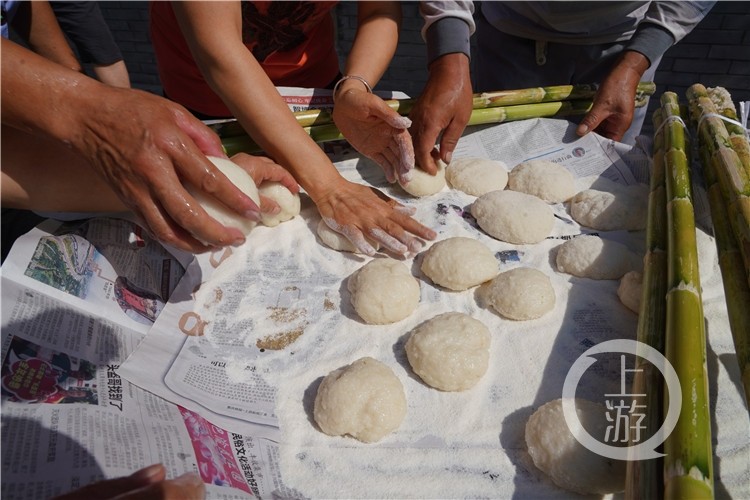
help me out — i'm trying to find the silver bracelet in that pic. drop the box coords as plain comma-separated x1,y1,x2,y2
332,75,372,102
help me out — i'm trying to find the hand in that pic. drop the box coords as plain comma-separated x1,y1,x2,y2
409,53,473,174
53,464,205,500
74,86,262,253
576,51,650,142
314,178,436,256
230,153,300,215
332,88,414,185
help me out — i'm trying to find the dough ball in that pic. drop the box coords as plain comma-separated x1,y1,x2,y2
508,160,576,203
618,270,643,313
525,398,626,495
316,219,380,254
399,161,446,197
483,267,555,320
313,357,406,443
348,258,420,324
445,157,509,197
405,312,491,391
258,181,300,227
420,237,498,291
556,235,639,280
471,190,554,244
570,185,648,231
187,156,261,235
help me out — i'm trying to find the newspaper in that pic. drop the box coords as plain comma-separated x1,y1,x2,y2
2,118,745,499
116,118,748,497
0,218,297,499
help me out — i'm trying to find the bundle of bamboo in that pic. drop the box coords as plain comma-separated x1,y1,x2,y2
218,82,656,156
686,84,750,406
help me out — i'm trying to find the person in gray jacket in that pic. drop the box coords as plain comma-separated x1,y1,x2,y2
409,1,715,174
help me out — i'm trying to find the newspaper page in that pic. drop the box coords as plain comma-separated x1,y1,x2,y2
0,219,298,499
118,117,749,497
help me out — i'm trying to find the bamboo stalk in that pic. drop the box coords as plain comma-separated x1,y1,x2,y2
213,82,656,138
625,108,668,500
687,84,750,289
660,91,714,499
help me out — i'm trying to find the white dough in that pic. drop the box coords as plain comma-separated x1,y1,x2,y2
313,357,407,443
525,398,626,495
316,220,380,254
556,235,639,280
471,190,554,244
187,156,261,235
445,157,509,197
618,270,643,313
570,184,648,231
508,160,576,203
420,237,498,291
405,312,491,391
258,181,300,227
483,267,555,320
399,161,446,197
348,258,420,324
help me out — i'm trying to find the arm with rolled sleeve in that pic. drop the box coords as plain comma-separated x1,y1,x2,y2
409,1,475,175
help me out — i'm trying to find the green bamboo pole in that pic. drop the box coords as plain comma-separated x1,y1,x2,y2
696,88,750,406
660,92,714,500
687,84,750,289
213,82,656,138
222,97,652,156
625,108,668,500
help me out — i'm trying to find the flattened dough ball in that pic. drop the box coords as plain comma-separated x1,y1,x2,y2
420,237,498,291
348,258,420,324
187,156,261,235
471,190,554,244
618,270,643,313
570,185,648,231
508,160,576,203
445,157,509,197
484,267,555,320
399,161,446,197
556,235,639,280
405,312,491,391
317,219,380,254
258,181,300,227
525,398,626,495
314,357,407,443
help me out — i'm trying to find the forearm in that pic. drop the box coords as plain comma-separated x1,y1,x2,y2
343,2,401,87
22,0,81,72
1,39,98,147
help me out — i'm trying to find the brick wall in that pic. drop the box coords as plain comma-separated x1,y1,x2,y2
104,1,749,125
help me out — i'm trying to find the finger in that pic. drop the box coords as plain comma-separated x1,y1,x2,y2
232,154,300,194
323,217,377,256
390,133,415,185
52,464,167,500
375,217,425,255
370,99,413,130
412,129,441,175
577,106,607,137
373,153,398,184
118,472,205,500
259,195,281,215
438,117,466,165
171,107,226,158
390,209,437,242
173,146,262,220
369,227,409,255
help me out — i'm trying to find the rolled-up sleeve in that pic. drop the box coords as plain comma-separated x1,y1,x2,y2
420,1,475,64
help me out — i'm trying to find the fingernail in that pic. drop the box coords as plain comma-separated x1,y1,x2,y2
172,472,204,488
244,210,261,221
131,464,164,482
578,124,589,134
444,151,453,164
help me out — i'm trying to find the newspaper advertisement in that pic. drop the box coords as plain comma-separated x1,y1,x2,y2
0,218,297,499
116,118,748,497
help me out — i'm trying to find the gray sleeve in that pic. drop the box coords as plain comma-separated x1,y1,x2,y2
419,1,475,64
625,23,674,66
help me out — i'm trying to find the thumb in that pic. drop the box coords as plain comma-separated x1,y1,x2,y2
438,118,466,164
576,105,607,138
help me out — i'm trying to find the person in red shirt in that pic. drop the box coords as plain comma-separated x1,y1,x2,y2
150,2,435,256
